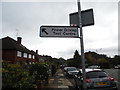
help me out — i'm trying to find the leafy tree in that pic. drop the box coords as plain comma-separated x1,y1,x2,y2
98,58,110,68
66,58,74,67
74,50,80,59
113,55,120,65
59,57,66,65
66,50,81,67
85,53,96,65
73,50,81,67
51,58,59,65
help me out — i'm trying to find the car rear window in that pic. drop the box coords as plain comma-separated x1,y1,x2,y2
86,71,107,78
67,67,77,71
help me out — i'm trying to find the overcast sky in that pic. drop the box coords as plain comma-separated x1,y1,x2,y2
1,0,119,59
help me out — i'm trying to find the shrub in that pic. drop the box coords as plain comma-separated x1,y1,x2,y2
51,64,57,76
2,61,50,89
2,61,34,89
29,62,49,83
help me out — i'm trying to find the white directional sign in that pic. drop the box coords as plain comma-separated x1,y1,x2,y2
40,26,79,38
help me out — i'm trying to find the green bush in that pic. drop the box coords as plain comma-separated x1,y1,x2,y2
29,62,49,83
51,64,57,76
2,61,34,89
2,61,50,89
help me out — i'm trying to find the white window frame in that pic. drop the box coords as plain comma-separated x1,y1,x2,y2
23,53,27,58
32,55,35,59
29,54,32,59
17,51,22,57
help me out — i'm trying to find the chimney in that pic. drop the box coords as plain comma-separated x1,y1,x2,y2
17,37,22,44
36,50,38,54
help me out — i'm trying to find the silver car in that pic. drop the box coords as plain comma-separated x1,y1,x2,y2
75,69,117,90
66,67,79,78
88,65,101,69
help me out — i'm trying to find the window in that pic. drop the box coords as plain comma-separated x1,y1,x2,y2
67,67,77,71
86,71,107,78
17,51,22,57
29,54,32,59
23,53,27,58
32,62,35,64
33,55,35,59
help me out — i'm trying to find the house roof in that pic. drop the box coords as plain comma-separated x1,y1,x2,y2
1,36,30,53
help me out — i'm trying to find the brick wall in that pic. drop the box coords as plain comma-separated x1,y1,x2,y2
2,50,16,63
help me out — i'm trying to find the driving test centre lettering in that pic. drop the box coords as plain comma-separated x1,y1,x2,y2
52,28,77,36
40,26,78,37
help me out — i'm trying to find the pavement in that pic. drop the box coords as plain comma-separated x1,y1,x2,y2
43,69,74,89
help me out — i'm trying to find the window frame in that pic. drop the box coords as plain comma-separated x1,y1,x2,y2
17,51,22,57
32,55,35,59
23,52,28,58
29,54,32,59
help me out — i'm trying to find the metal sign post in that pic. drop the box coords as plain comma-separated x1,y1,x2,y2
77,0,87,90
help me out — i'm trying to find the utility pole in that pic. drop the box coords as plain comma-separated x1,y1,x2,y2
77,0,87,90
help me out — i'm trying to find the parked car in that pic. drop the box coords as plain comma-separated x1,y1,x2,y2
114,65,120,69
64,66,71,72
88,65,100,69
75,69,117,90
66,67,79,78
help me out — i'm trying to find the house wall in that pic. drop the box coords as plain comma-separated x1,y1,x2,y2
2,50,39,64
2,50,16,63
16,52,37,64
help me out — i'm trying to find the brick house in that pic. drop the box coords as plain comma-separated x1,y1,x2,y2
1,36,39,64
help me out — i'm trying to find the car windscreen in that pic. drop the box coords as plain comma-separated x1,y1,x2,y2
86,71,107,78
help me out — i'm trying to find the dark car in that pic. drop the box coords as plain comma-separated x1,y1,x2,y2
74,69,117,90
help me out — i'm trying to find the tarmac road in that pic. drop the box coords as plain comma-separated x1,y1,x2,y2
104,69,120,89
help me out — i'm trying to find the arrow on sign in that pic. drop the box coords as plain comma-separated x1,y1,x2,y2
42,28,48,35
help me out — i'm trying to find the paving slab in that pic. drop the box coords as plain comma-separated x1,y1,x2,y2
44,69,73,89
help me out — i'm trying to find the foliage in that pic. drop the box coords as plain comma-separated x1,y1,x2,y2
109,55,120,66
66,51,120,69
51,63,57,76
85,53,96,64
98,58,110,68
29,62,49,82
51,58,60,67
2,61,34,89
66,58,74,67
66,50,81,67
74,50,81,60
2,61,51,89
